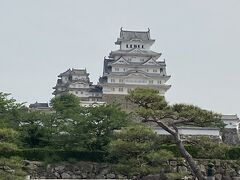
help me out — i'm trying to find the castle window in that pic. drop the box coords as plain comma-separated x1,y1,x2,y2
111,87,115,91
138,45,140,48
130,44,132,48
153,69,157,72
149,80,153,84
142,45,144,48
146,69,149,72
160,68,163,73
119,79,124,83
81,91,83,94
158,80,161,84
119,87,123,92
115,67,119,71
111,79,115,83
75,91,78,94
126,44,128,48
134,44,137,48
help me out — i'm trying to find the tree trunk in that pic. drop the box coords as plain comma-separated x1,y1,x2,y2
173,133,206,180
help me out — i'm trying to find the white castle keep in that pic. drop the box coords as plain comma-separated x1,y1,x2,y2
99,28,171,97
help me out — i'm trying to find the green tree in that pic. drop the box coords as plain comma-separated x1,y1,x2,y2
127,88,225,180
109,124,173,179
50,93,128,151
184,137,229,159
19,111,50,148
0,92,23,152
80,104,129,151
0,92,26,128
50,92,81,119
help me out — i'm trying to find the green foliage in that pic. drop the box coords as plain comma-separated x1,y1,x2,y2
0,156,27,180
0,92,26,128
171,104,225,128
50,92,81,119
226,147,240,159
19,111,51,148
109,124,174,178
0,128,19,153
0,142,18,153
184,137,229,159
0,128,18,142
79,104,129,151
128,88,224,128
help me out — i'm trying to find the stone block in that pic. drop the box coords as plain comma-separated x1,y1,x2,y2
215,174,222,180
107,173,116,179
61,172,72,179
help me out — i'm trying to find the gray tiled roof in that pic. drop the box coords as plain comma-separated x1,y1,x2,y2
58,68,88,77
29,102,49,108
221,114,239,120
120,29,150,41
109,49,161,58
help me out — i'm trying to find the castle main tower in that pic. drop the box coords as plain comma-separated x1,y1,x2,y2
99,28,171,107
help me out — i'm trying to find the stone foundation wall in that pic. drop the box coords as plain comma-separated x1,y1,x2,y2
24,159,240,180
102,94,137,111
222,128,240,145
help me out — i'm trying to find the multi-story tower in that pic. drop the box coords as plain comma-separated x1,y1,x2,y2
99,28,171,106
53,68,102,104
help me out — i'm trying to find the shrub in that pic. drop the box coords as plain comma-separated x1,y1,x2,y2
226,147,240,159
0,142,18,152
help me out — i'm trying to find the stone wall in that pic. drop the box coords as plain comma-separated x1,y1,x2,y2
24,159,240,180
222,128,240,145
102,94,136,111
24,160,127,179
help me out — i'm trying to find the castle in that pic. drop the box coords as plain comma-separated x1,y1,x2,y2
52,28,171,107
31,28,240,145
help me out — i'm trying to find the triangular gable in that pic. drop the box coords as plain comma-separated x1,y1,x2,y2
127,72,150,79
142,59,159,66
128,48,145,54
112,57,129,65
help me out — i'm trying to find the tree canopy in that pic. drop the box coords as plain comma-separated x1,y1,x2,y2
109,124,173,179
127,88,225,180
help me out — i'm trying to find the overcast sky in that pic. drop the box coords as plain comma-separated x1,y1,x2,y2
0,0,239,116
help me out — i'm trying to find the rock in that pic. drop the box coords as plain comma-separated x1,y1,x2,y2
54,172,61,178
170,160,177,166
61,172,72,179
95,174,105,179
215,160,221,167
106,173,116,179
199,164,206,172
54,165,65,172
81,172,88,178
100,168,109,175
178,166,188,173
222,175,232,180
5,169,15,173
141,174,167,180
117,174,128,179
215,173,222,180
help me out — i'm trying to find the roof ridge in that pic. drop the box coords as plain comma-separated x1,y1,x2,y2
121,29,150,33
